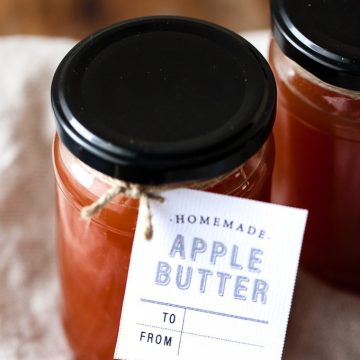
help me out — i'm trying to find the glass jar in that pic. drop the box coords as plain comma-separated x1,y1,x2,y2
270,0,360,292
52,17,276,360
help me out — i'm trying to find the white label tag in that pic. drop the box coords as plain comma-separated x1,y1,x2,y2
114,189,308,360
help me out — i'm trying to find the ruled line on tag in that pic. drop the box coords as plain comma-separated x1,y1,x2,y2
140,298,269,324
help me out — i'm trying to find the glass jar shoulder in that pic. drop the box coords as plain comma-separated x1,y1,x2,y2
53,135,139,232
54,135,136,206
53,133,274,226
55,134,274,198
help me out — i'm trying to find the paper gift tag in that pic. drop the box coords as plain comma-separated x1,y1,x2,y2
114,188,308,360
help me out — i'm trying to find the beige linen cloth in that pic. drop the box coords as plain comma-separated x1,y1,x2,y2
0,32,359,360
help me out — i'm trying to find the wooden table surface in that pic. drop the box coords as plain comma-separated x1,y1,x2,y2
0,0,269,39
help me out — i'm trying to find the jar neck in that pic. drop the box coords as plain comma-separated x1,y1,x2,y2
270,39,360,123
56,134,269,202
271,40,360,98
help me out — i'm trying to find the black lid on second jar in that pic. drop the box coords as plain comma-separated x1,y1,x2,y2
271,0,360,91
52,16,276,185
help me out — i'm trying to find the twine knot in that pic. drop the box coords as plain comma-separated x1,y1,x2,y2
81,179,164,240
80,166,236,240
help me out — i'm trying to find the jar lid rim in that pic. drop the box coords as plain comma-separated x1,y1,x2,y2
271,0,360,91
52,16,276,185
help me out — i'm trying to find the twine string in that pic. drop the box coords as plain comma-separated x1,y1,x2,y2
80,166,239,240
81,180,164,240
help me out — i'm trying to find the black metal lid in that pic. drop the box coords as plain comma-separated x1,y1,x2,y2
271,0,360,91
52,16,276,185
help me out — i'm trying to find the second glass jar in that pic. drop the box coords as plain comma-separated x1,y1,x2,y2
270,0,360,292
